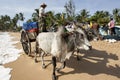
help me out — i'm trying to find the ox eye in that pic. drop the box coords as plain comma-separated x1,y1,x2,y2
81,34,84,39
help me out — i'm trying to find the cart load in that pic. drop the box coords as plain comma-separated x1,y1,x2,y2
22,22,39,32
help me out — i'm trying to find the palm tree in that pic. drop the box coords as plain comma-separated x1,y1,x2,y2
32,9,39,22
76,9,90,23
113,8,120,24
45,11,55,27
0,15,11,31
19,13,25,21
90,10,110,25
18,13,25,28
12,14,19,29
64,0,75,21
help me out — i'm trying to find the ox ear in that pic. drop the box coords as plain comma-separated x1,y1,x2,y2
62,32,73,38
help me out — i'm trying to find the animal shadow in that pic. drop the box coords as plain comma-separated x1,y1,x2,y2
58,48,120,78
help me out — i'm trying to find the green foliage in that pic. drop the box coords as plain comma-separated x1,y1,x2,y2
0,13,24,31
76,9,90,23
89,11,110,25
113,8,120,24
31,9,39,22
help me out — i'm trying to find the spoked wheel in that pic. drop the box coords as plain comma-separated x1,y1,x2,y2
21,31,31,56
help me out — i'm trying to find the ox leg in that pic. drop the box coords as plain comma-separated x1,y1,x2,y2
41,51,46,69
72,49,81,61
34,50,38,63
34,41,39,63
52,56,57,80
56,61,66,72
76,49,81,61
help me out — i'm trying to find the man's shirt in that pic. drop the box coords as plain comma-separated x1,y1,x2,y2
39,7,45,17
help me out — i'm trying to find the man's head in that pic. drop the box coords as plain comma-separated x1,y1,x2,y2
40,3,47,8
110,17,113,20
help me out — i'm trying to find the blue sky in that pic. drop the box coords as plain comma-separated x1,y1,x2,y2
0,0,120,21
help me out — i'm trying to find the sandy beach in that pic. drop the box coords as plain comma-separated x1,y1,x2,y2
3,32,120,80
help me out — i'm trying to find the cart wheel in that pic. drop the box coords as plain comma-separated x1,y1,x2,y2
21,31,31,56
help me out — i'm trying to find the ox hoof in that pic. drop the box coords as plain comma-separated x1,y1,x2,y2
56,68,61,73
77,56,81,61
28,53,31,56
42,64,46,69
52,75,57,80
35,59,38,63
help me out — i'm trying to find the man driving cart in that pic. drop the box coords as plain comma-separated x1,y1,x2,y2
39,3,47,32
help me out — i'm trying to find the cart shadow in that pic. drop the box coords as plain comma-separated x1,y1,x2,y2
57,48,120,78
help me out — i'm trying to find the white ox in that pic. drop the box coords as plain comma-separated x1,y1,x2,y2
35,26,91,80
